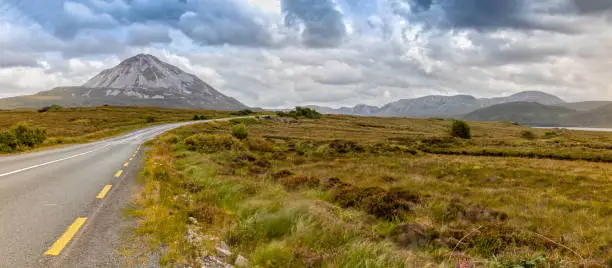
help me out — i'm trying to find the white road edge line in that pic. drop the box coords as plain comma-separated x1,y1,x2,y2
0,143,114,178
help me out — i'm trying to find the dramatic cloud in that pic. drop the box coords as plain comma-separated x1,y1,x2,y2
282,0,346,47
0,0,611,105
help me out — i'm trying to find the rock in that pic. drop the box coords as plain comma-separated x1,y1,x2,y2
216,241,232,258
234,255,248,267
189,216,198,224
218,241,230,251
201,256,233,268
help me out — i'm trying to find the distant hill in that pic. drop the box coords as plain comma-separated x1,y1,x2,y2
305,104,379,116
463,102,577,126
566,103,612,127
0,54,247,110
376,95,480,117
308,91,566,118
559,101,612,111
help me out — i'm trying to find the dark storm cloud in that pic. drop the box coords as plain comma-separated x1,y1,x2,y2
571,0,612,14
6,0,273,46
405,0,576,33
282,0,347,47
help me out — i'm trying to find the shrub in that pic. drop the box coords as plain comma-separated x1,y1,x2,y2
520,130,536,140
0,131,18,152
183,134,237,153
0,124,47,152
450,120,471,139
232,109,255,116
231,124,249,140
38,104,64,113
328,140,365,154
280,107,322,119
11,124,47,147
192,115,211,121
146,115,156,123
162,134,180,144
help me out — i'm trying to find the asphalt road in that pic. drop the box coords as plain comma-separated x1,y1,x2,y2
0,120,216,268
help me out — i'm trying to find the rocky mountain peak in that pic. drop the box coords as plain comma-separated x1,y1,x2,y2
82,53,198,94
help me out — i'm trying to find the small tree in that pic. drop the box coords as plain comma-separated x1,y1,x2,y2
231,124,249,140
450,120,471,139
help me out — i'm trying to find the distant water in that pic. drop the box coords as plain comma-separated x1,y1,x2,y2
534,127,612,132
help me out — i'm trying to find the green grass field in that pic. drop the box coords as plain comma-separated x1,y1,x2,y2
0,106,235,153
129,115,612,267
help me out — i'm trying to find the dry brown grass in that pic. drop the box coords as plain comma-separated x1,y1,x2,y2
132,115,612,267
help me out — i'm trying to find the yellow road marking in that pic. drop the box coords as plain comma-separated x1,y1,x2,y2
123,162,129,167
44,217,87,256
114,170,123,178
96,185,112,199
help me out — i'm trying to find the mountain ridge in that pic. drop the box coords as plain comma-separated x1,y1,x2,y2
307,91,567,118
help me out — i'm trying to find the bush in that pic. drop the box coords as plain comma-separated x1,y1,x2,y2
232,109,255,116
280,107,322,119
450,120,471,139
146,115,156,123
231,124,249,140
192,115,211,121
0,124,47,152
183,134,237,153
38,104,64,113
520,130,536,140
12,124,47,147
0,131,18,152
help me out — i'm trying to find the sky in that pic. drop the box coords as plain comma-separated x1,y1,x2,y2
0,0,611,108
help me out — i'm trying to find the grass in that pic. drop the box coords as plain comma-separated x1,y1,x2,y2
130,115,612,267
0,106,235,154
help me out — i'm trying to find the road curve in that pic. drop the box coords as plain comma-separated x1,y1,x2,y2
0,119,226,267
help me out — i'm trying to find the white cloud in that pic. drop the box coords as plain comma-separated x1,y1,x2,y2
0,0,612,107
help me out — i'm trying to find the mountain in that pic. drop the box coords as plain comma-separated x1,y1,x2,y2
376,95,480,117
307,91,566,118
0,54,247,110
463,102,576,126
558,101,612,112
484,91,565,106
376,91,565,118
306,104,379,116
566,103,612,127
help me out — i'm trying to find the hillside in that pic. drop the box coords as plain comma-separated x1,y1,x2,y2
376,95,480,117
0,54,247,110
559,101,612,111
463,102,577,126
567,103,612,127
